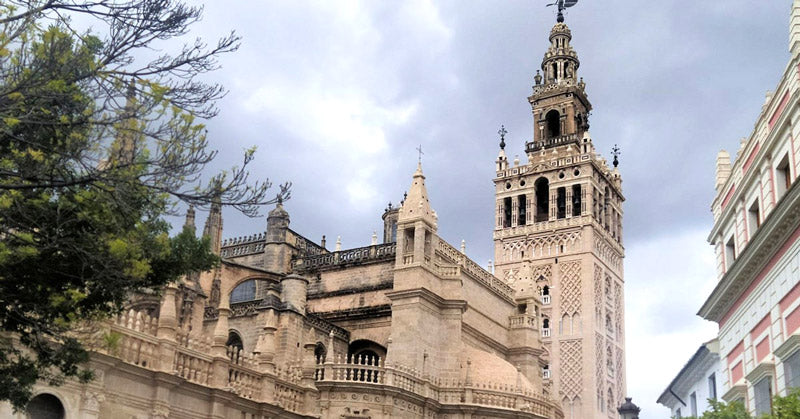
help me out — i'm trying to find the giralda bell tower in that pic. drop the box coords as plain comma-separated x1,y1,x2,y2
492,7,626,419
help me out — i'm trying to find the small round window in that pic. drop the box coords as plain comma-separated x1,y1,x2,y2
505,182,512,190
558,171,566,179
573,168,580,176
520,179,526,187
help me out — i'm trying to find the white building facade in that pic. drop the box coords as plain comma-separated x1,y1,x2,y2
656,340,721,418
698,1,800,416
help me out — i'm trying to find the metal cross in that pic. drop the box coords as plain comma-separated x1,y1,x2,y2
611,144,621,168
498,125,507,140
416,145,424,164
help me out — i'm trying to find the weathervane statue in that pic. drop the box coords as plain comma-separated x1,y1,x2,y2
547,0,578,23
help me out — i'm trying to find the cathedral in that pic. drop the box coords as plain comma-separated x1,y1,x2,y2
2,10,627,419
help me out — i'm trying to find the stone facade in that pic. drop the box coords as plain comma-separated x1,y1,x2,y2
697,1,800,416
0,13,632,419
2,163,564,419
493,19,626,419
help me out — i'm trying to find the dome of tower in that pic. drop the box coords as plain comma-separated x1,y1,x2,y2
549,22,572,41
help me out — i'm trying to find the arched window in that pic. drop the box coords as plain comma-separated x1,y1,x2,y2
348,340,386,366
26,393,64,419
542,285,550,296
546,110,561,139
226,331,244,364
542,318,550,329
230,280,257,303
557,187,567,219
606,314,613,334
315,342,327,363
572,184,582,216
535,177,550,222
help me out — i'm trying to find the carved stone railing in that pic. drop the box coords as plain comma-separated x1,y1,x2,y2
315,358,563,419
509,314,538,329
92,311,311,417
221,232,266,258
437,240,516,302
306,313,350,341
204,306,219,321
294,242,396,271
292,230,326,257
526,133,581,153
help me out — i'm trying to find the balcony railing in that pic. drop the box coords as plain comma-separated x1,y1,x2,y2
315,358,563,418
541,295,551,305
542,328,551,338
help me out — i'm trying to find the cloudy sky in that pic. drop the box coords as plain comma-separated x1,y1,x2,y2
178,1,793,417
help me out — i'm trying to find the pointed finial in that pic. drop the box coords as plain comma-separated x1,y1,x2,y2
371,231,378,246
461,239,466,254
498,125,507,150
611,144,621,168
335,236,342,251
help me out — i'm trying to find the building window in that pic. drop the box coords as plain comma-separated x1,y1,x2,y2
543,364,551,379
690,392,697,417
725,236,736,270
572,184,582,216
753,376,772,417
518,194,527,225
503,196,512,228
708,372,717,400
776,154,792,199
535,177,550,222
675,408,682,418
26,393,65,419
226,331,244,364
748,199,761,237
230,280,257,304
546,109,561,138
785,349,800,389
557,187,567,219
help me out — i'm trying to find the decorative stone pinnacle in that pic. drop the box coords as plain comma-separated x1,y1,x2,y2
498,125,507,150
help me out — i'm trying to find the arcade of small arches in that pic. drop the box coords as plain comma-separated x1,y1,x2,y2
500,177,585,229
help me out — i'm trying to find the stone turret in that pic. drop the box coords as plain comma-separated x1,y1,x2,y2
264,202,291,273
395,163,438,267
382,203,399,243
203,198,223,255
715,150,732,191
527,20,591,154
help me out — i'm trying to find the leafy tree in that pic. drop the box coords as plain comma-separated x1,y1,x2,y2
700,399,751,419
771,388,800,418
0,0,289,410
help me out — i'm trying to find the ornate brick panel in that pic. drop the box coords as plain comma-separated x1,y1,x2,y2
613,282,623,341
531,263,553,283
594,264,603,323
559,339,583,400
615,346,624,410
559,261,582,317
595,333,604,404
502,230,582,262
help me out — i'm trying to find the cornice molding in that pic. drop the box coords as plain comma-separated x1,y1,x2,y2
699,178,800,323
